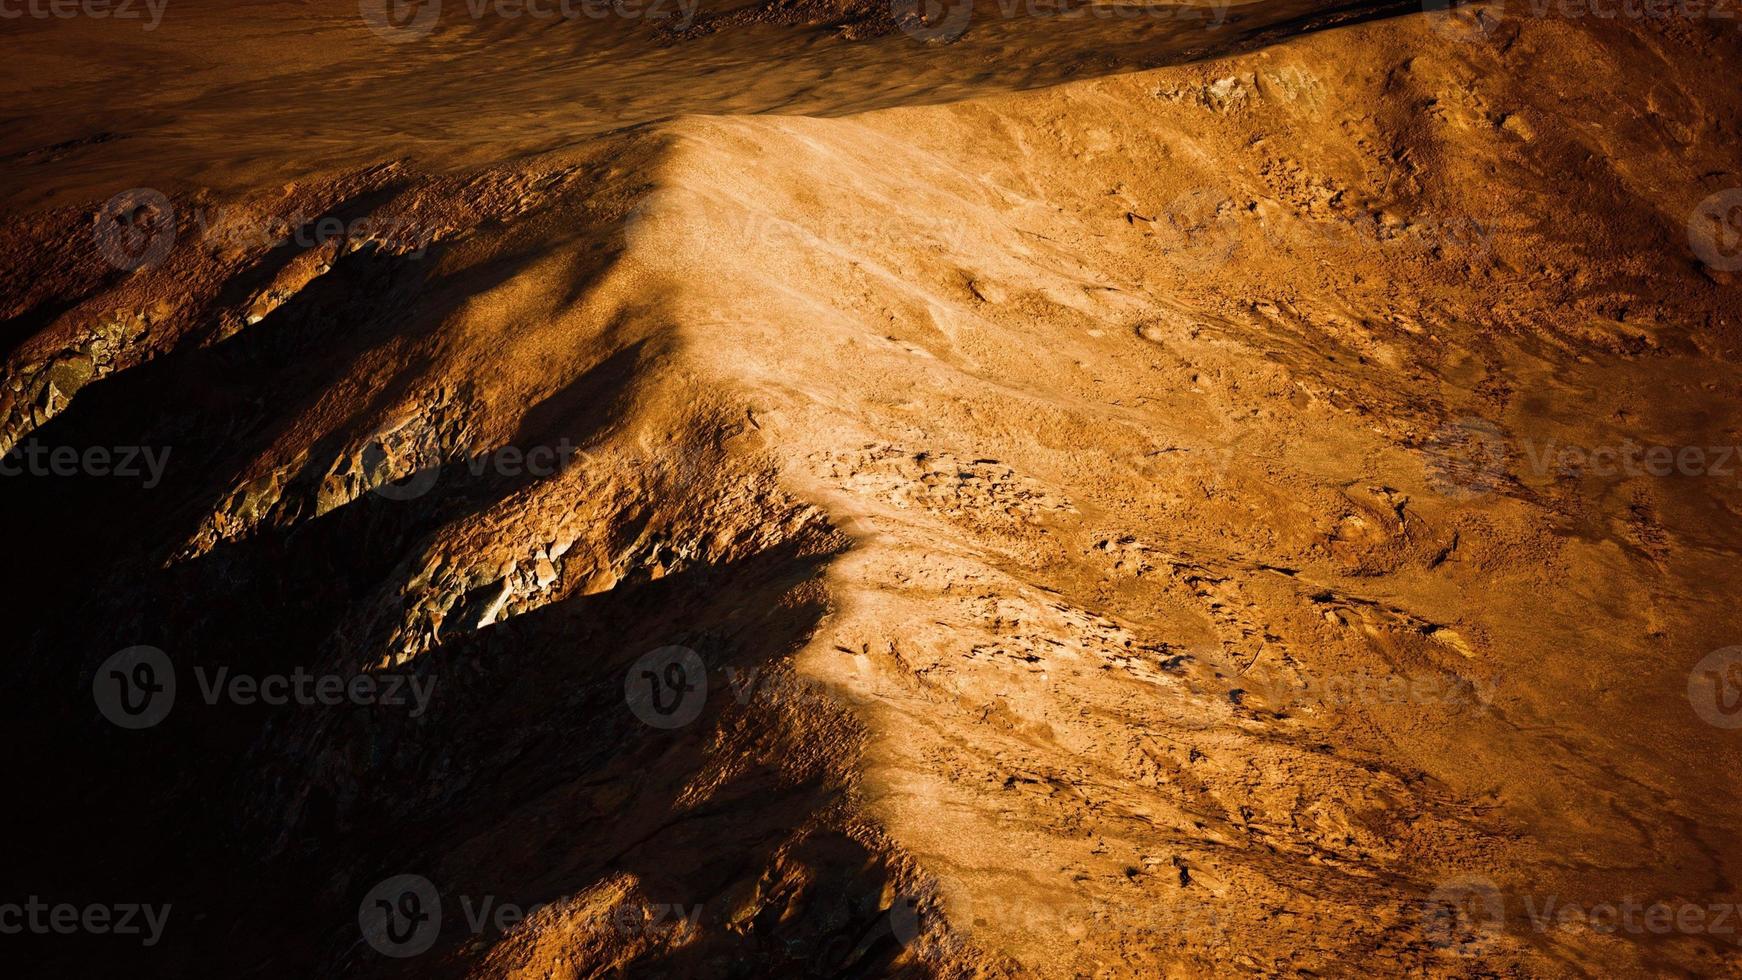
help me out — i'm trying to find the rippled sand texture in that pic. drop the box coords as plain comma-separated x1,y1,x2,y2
3,0,1741,976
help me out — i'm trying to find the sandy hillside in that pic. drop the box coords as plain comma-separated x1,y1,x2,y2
2,0,1741,977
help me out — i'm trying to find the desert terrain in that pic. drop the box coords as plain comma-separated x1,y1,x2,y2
2,0,1741,975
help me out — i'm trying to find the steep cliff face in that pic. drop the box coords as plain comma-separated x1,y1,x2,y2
3,1,1741,976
